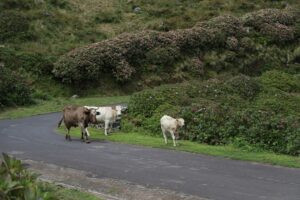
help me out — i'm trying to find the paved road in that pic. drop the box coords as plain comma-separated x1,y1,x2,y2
0,113,300,200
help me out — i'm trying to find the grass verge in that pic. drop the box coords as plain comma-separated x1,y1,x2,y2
41,183,102,200
44,183,102,200
0,96,129,119
57,127,300,169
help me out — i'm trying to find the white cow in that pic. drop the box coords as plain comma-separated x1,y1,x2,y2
85,106,120,136
160,115,185,147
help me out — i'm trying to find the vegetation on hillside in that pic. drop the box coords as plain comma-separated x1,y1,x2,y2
1,0,300,156
1,0,300,107
53,8,300,85
127,72,300,156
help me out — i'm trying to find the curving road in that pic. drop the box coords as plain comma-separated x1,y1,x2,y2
0,113,300,200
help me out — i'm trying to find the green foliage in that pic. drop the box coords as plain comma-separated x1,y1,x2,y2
53,8,299,85
0,153,101,200
0,0,34,10
0,67,33,108
32,90,52,101
127,73,300,155
145,46,180,66
182,104,236,145
291,46,300,63
52,13,246,84
142,103,181,135
94,9,123,23
233,110,300,155
0,47,54,75
46,0,69,9
260,70,300,92
224,75,261,99
0,11,33,42
129,84,190,117
243,8,298,28
0,153,50,200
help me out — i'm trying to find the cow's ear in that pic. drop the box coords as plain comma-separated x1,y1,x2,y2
84,108,91,114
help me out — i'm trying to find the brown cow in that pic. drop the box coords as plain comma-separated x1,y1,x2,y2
58,105,97,143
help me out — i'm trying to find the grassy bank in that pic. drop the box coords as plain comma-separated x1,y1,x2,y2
0,95,129,119
57,127,300,169
43,183,102,200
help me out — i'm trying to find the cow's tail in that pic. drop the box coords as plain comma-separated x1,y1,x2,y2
58,116,64,128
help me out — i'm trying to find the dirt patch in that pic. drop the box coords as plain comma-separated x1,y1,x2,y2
23,159,208,200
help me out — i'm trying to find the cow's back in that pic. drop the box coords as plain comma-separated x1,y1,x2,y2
96,107,114,121
160,115,176,130
63,105,86,127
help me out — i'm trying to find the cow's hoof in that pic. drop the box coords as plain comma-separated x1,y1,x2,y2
85,140,91,144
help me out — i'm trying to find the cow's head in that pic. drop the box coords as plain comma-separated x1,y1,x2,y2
84,108,98,124
176,118,185,127
175,118,185,139
115,106,122,117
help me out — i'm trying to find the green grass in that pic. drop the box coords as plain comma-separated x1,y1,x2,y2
0,96,129,119
46,184,102,200
57,127,300,169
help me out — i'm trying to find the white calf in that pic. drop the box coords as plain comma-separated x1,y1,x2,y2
85,106,118,136
160,115,185,147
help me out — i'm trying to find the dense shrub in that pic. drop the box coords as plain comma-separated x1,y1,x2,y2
259,70,300,92
182,103,299,155
53,7,300,85
260,23,295,42
53,13,246,84
233,110,300,155
182,104,236,145
0,153,51,200
243,8,298,28
127,73,300,155
0,67,33,107
291,46,300,63
224,75,261,99
180,57,204,77
142,103,181,135
254,89,300,115
129,85,190,117
144,46,180,66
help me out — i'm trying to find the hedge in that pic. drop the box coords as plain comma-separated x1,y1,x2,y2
53,8,300,85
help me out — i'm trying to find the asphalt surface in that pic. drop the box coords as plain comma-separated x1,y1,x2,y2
0,113,300,200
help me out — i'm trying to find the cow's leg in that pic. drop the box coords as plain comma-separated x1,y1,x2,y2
161,127,168,144
85,128,90,137
170,131,176,147
65,127,68,140
104,120,109,136
66,128,72,141
109,121,113,133
81,131,84,141
81,125,90,143
85,129,90,143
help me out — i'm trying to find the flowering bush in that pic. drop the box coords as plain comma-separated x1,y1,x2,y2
127,74,300,155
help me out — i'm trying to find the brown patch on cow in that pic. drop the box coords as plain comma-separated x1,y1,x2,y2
58,105,97,143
